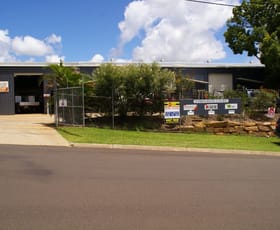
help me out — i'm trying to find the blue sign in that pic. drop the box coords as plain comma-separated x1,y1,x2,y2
180,98,241,116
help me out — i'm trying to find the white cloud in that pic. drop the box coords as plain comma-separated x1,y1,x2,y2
0,29,15,62
90,54,105,62
117,0,240,62
46,55,65,63
0,29,63,62
46,34,62,44
0,29,10,44
12,35,53,56
111,58,132,63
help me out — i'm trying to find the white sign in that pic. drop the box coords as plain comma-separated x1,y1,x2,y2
208,110,215,115
184,104,198,111
59,99,67,107
204,104,218,110
0,81,9,93
194,99,229,104
225,103,238,110
228,110,235,114
188,111,195,115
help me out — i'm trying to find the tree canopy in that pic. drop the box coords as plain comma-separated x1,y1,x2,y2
92,63,176,116
224,0,280,88
44,61,91,89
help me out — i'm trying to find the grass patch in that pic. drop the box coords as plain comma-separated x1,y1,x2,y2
58,127,280,152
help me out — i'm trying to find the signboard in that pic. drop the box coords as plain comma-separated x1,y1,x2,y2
266,107,275,118
59,99,67,107
164,101,180,124
225,103,238,110
183,104,198,115
0,81,9,93
180,98,241,116
204,104,218,110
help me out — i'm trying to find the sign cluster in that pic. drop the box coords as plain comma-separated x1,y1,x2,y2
180,99,241,116
164,99,242,123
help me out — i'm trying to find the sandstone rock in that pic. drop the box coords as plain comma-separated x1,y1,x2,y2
262,122,272,126
194,127,205,132
181,125,194,132
258,125,271,132
224,127,237,133
227,121,241,127
267,132,275,137
244,122,257,127
180,116,277,137
206,127,215,133
244,126,259,132
205,121,228,128
193,122,206,129
214,128,225,133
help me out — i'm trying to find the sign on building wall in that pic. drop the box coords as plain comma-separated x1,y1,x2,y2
180,99,241,116
0,81,9,93
164,101,180,124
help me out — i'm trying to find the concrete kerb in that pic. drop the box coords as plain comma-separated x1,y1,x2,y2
71,143,280,157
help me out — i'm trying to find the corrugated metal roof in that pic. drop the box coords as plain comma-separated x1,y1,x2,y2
0,62,265,68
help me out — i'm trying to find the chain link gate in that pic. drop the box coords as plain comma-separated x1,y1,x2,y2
55,86,85,126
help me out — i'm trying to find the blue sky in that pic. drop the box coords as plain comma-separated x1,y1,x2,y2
0,0,256,63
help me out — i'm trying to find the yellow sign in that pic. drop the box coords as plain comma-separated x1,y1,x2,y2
164,101,180,124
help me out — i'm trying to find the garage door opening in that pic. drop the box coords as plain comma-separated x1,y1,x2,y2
14,75,44,114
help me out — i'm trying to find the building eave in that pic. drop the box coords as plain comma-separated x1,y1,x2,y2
0,62,265,69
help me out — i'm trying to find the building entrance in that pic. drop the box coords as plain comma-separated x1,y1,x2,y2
14,75,44,114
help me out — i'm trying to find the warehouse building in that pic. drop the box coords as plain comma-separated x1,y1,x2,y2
0,62,265,115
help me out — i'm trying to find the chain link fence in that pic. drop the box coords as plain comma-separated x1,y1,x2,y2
54,85,209,127
55,86,85,126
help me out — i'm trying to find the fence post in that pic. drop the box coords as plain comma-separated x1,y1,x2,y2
71,88,74,125
54,89,58,127
112,83,115,129
82,83,85,127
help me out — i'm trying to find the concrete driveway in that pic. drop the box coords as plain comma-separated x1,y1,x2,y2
0,114,69,146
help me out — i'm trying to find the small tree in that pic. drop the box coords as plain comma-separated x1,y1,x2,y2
92,63,122,115
175,70,194,99
91,63,176,117
44,61,89,88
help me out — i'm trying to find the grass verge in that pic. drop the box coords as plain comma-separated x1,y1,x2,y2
58,127,280,152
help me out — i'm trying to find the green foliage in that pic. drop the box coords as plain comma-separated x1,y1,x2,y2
250,88,278,111
223,88,249,112
44,61,91,88
224,0,280,88
43,62,92,114
224,87,278,118
175,70,194,99
92,63,176,116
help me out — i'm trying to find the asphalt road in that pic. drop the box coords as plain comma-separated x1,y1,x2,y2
1,145,280,230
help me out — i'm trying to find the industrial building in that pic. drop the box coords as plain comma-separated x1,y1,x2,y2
0,62,265,115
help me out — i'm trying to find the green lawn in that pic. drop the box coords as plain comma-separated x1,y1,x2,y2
58,127,280,152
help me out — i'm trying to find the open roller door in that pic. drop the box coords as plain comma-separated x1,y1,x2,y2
14,75,44,114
